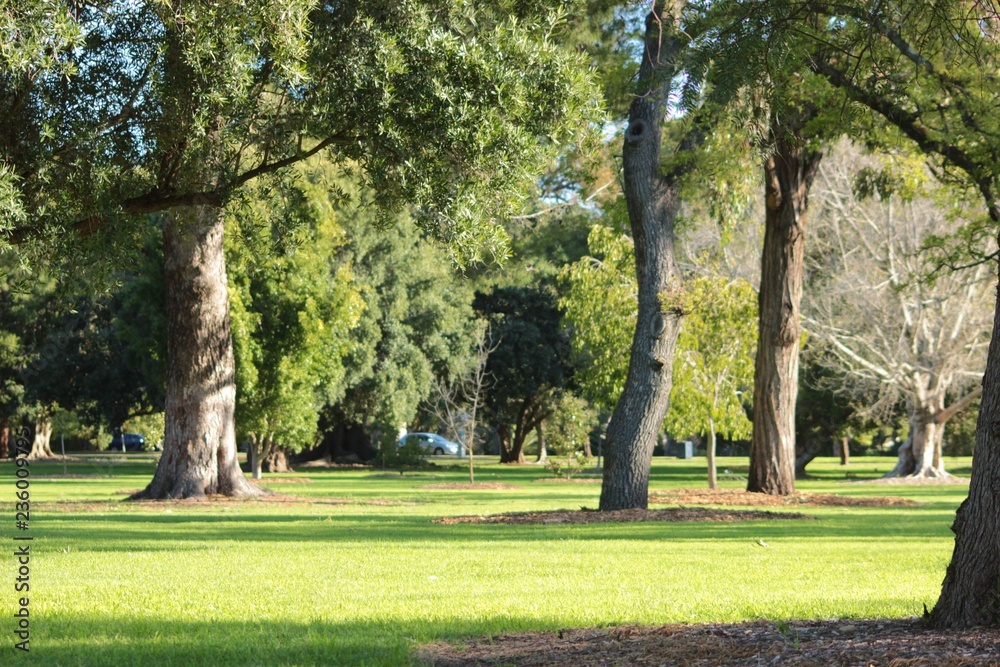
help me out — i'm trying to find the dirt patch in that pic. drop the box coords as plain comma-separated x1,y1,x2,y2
433,507,812,525
418,618,1000,666
423,482,520,490
849,476,970,485
649,488,917,508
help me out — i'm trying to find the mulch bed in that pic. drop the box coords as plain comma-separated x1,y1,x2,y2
433,507,813,525
423,483,520,490
418,618,1000,666
849,476,970,485
649,488,917,508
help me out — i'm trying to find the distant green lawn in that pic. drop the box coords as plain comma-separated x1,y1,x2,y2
0,454,969,666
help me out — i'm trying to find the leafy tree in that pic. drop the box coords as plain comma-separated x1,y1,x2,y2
228,174,363,480
665,277,756,489
475,286,574,464
560,225,635,413
701,0,1000,627
2,2,598,499
328,184,478,445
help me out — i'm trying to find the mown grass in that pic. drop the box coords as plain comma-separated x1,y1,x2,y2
0,454,970,666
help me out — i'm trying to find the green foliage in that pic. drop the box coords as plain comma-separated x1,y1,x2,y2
325,172,478,433
475,285,574,435
665,277,757,441
544,450,591,479
375,437,427,472
228,170,364,455
545,393,597,455
2,1,601,271
559,225,635,410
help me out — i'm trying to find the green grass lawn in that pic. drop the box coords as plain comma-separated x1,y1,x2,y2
0,454,970,666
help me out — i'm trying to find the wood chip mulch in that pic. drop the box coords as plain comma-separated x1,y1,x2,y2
849,476,970,485
423,483,520,490
433,507,813,525
649,488,917,508
418,618,1000,666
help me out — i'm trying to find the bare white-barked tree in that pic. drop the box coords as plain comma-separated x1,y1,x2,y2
803,142,993,478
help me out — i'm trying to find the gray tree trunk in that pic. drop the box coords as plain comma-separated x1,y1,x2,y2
599,1,689,511
132,206,262,499
747,119,822,496
707,418,717,490
536,421,547,463
27,417,53,460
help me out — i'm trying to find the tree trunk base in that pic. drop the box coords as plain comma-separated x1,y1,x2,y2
262,449,292,473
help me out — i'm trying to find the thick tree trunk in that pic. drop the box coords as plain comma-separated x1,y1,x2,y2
932,287,1000,628
498,423,526,464
536,421,547,463
132,206,262,500
599,2,688,511
886,394,949,478
1,418,10,458
262,447,290,473
27,418,53,459
747,120,822,496
707,418,717,490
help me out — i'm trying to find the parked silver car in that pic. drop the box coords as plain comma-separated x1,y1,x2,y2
397,432,460,455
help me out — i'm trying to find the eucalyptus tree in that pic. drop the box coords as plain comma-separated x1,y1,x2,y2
705,0,1000,630
1,2,597,498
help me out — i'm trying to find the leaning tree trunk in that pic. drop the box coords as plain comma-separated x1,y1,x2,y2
932,293,1000,627
599,1,689,511
27,417,53,460
747,121,822,496
132,206,263,500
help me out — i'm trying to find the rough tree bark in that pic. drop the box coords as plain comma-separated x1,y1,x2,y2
932,319,1000,627
599,0,690,511
747,117,822,496
132,207,263,499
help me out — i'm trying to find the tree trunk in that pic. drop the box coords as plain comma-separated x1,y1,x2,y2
931,289,1000,627
886,395,949,478
707,418,717,490
536,421,548,463
27,417,53,459
132,206,263,500
599,2,688,511
794,437,823,479
747,117,822,496
262,447,290,473
1,418,10,458
840,436,850,466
